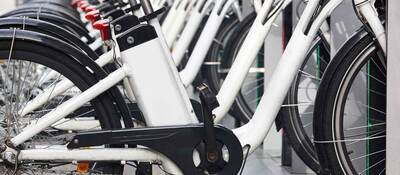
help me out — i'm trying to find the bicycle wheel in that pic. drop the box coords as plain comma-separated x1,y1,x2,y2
281,34,330,174
314,31,386,175
0,30,123,174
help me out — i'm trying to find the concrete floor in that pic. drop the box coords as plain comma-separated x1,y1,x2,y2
125,148,296,175
241,149,292,175
125,148,314,175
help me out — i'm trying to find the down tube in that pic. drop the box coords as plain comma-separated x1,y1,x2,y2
179,0,237,86
11,67,128,146
233,0,343,153
165,0,196,46
213,0,279,122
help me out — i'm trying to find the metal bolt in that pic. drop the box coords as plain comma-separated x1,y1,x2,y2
207,152,218,163
3,151,15,163
0,144,6,153
115,24,122,32
127,36,135,44
5,140,13,147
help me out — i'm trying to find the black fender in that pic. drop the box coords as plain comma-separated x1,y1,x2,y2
0,29,133,128
6,9,80,28
13,3,79,20
25,1,77,14
3,13,93,43
28,0,71,5
0,17,98,60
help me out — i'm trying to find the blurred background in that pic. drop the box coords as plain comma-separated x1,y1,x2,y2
0,1,16,14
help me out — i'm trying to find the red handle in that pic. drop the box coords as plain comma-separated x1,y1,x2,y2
93,20,111,41
85,10,100,23
71,0,83,8
78,1,89,11
84,5,97,13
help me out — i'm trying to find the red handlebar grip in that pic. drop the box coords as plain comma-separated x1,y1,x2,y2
85,10,100,23
93,20,111,41
84,5,97,13
71,0,83,8
78,1,89,11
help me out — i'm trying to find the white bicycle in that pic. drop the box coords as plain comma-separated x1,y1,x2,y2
0,0,385,174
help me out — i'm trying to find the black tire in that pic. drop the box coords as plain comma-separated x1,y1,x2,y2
6,12,93,43
280,35,330,174
0,18,136,126
0,35,124,174
314,31,386,175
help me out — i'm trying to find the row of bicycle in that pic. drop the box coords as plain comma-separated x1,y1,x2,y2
0,0,386,174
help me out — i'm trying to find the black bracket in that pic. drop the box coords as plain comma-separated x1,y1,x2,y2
111,14,140,35
116,24,158,51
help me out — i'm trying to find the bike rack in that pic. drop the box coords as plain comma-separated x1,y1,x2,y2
386,1,399,174
281,2,293,169
280,2,314,173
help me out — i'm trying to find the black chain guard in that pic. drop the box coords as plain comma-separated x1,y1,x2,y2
67,124,243,174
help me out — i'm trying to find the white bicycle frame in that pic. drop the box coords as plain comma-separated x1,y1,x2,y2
164,0,198,46
168,0,242,59
90,0,199,51
8,0,385,174
178,0,239,86
19,0,384,123
170,0,219,64
161,0,185,36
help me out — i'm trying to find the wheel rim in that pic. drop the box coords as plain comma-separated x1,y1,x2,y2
332,43,386,175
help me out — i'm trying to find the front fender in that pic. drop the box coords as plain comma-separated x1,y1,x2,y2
0,17,98,60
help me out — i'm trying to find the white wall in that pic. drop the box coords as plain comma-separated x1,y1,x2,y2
387,1,400,174
0,1,16,14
